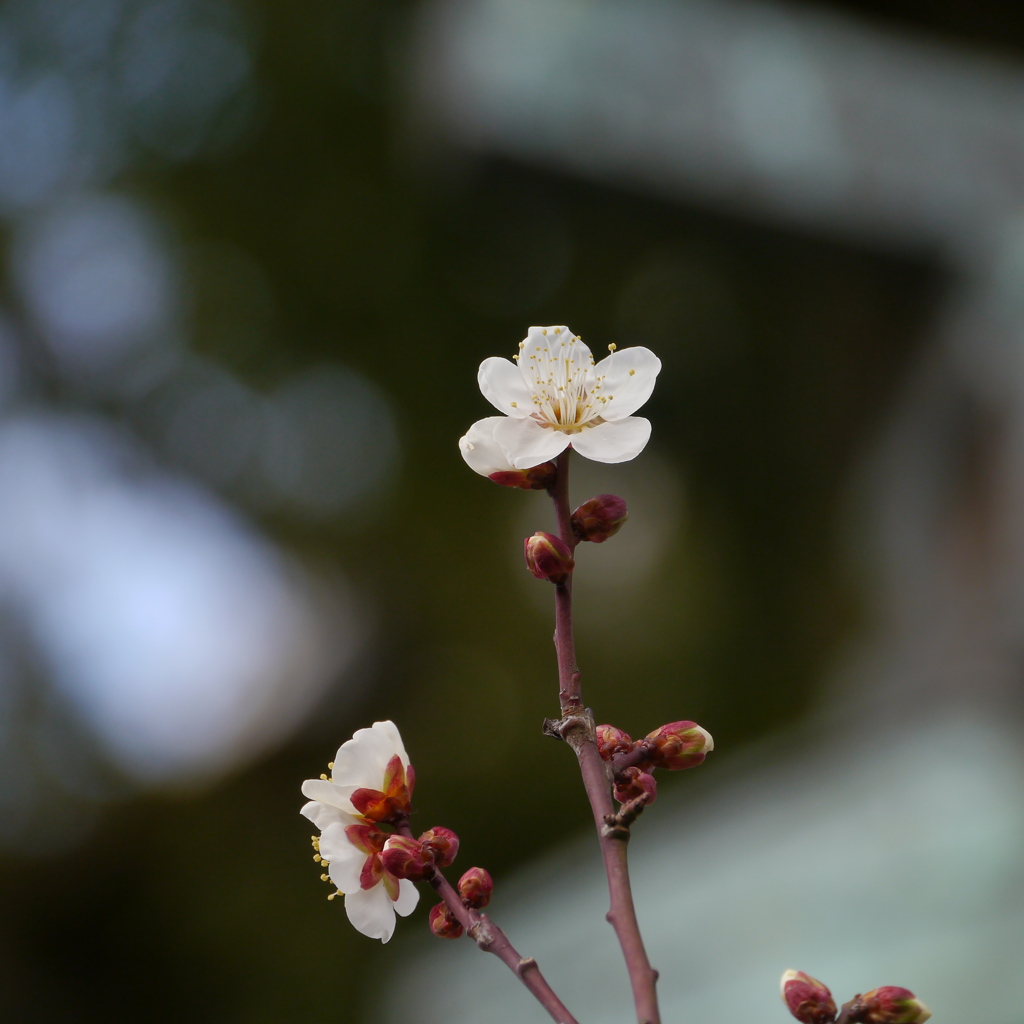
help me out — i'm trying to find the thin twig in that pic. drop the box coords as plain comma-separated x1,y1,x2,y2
396,823,579,1024
548,448,661,1024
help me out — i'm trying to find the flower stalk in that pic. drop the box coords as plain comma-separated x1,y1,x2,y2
549,448,662,1024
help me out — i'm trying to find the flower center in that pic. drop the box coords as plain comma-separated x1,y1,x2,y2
515,328,614,432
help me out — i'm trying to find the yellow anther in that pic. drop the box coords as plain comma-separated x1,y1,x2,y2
327,762,334,769
320,873,329,882
554,327,561,334
320,774,328,780
510,401,517,407
327,892,337,900
314,854,322,862
629,369,635,376
608,343,617,352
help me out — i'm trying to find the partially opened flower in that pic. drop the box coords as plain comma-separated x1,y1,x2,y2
301,721,420,942
459,326,661,473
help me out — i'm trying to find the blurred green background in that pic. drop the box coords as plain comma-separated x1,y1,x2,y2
0,0,1021,1020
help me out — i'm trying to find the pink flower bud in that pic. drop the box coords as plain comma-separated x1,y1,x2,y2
380,835,433,881
428,902,464,939
419,826,460,868
596,724,634,761
855,987,931,1024
780,970,838,1024
457,866,494,909
524,532,575,584
613,766,658,804
571,494,628,543
645,721,714,771
489,462,558,490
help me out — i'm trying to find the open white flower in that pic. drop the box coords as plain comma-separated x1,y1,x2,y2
301,721,420,942
459,326,661,472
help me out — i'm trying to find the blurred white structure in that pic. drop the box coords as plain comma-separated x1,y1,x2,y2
397,0,1024,1021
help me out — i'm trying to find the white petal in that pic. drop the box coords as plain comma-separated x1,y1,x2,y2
320,825,367,892
459,416,516,476
591,347,661,420
301,779,357,813
570,417,652,463
331,721,408,789
493,416,571,469
345,885,397,943
300,799,356,831
478,357,534,417
393,878,420,918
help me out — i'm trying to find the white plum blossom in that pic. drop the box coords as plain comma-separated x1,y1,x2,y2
301,721,420,942
459,326,662,473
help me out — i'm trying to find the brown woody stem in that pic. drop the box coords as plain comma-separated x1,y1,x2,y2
396,823,578,1024
548,448,661,1024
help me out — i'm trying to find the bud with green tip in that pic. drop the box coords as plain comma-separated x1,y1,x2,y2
524,531,575,584
571,494,628,543
780,970,838,1024
645,721,714,770
853,987,931,1024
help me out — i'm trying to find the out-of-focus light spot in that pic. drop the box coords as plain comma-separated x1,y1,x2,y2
0,72,79,213
13,193,177,373
262,366,401,519
725,22,847,202
148,357,401,520
158,357,265,489
0,314,22,408
119,0,253,159
0,412,356,783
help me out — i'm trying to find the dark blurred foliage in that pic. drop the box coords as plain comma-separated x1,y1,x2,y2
0,0,1009,1020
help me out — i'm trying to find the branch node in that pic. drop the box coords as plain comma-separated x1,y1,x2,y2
516,957,538,978
601,792,652,838
467,917,497,951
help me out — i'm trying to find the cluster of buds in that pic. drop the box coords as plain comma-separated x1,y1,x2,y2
523,495,629,585
381,826,461,882
613,766,658,804
428,867,495,942
780,971,931,1024
596,720,714,805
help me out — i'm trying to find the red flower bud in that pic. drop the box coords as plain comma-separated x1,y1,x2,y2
489,462,558,490
419,826,460,868
457,866,494,909
596,724,634,761
380,835,433,881
571,494,628,543
780,970,838,1024
645,721,714,771
428,902,464,939
855,987,931,1024
613,766,657,804
524,532,575,584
